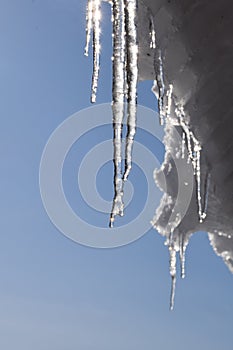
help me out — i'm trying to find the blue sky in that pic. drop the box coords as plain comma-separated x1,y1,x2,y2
0,0,233,349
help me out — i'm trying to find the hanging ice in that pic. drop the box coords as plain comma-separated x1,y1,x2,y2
85,0,101,103
83,0,220,310
149,14,156,49
169,243,177,311
84,0,93,57
110,0,138,226
179,235,186,279
152,50,165,125
152,50,210,308
85,0,138,226
123,0,138,182
109,0,125,227
165,84,173,119
175,106,208,223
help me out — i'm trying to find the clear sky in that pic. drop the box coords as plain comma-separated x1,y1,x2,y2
0,0,233,349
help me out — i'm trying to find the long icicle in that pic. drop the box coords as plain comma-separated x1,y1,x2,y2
91,0,101,103
109,0,125,227
84,0,93,57
203,172,211,218
179,234,186,279
169,243,177,311
149,14,156,49
166,84,173,119
155,50,165,125
123,0,138,181
175,106,207,223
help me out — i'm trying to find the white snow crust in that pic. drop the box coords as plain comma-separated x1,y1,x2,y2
139,0,233,275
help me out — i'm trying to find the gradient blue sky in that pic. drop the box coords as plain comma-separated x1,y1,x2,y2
0,1,233,349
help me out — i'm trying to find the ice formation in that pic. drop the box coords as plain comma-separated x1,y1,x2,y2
85,0,101,103
169,243,177,311
174,106,207,224
152,50,165,125
85,0,233,308
84,0,207,309
109,0,126,227
85,0,138,227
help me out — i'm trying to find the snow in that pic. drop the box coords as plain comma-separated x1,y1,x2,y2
140,0,233,278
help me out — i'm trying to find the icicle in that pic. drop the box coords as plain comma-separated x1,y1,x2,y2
169,243,177,311
193,138,203,222
176,107,193,163
175,106,209,223
84,0,102,102
123,0,138,181
123,104,137,181
154,50,165,125
109,0,125,227
166,84,173,119
179,235,186,279
149,14,156,49
181,131,186,159
109,0,138,224
84,0,93,56
203,172,211,219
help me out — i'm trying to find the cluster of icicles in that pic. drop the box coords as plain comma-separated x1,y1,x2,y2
84,0,209,310
85,0,138,227
152,51,210,309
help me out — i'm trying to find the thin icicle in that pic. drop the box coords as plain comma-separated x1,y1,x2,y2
176,107,193,164
179,235,186,279
124,103,137,181
149,14,156,49
109,0,125,227
84,0,93,56
154,50,165,125
91,0,101,103
123,0,138,181
203,172,211,218
166,84,173,119
169,244,177,311
181,131,186,159
175,106,208,223
194,139,204,222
